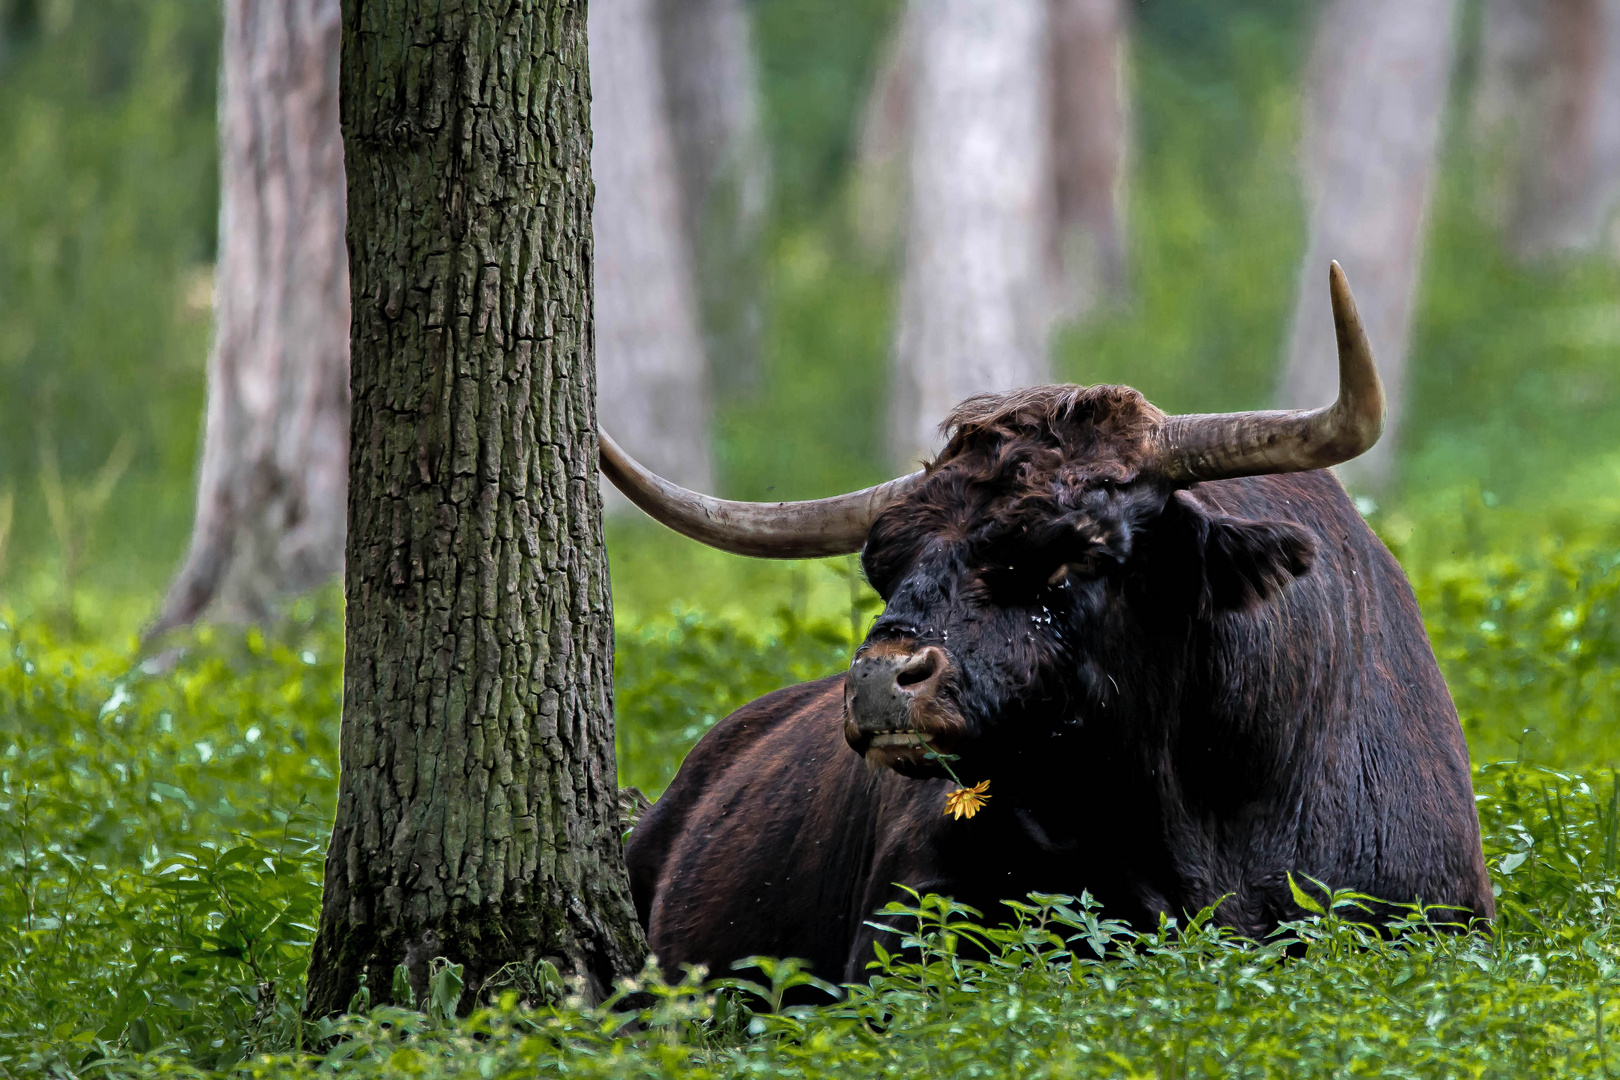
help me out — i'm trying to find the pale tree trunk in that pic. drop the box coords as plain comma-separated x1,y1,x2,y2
590,0,714,501
655,0,769,397
1048,0,1129,318
890,0,1054,469
149,0,348,638
1476,0,1620,258
857,0,1128,281
1278,0,1459,491
305,0,644,1016
852,7,918,259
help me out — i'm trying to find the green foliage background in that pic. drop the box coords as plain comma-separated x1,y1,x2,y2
4,0,1620,1075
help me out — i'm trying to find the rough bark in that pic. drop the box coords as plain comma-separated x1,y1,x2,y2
1278,0,1459,490
1476,0,1620,257
149,0,349,638
590,0,714,501
655,0,768,397
889,0,1054,470
305,0,644,1017
1048,0,1129,317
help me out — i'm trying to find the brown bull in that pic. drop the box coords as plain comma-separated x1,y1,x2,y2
601,264,1493,985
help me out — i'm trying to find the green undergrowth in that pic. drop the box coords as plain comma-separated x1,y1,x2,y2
2,506,1619,1077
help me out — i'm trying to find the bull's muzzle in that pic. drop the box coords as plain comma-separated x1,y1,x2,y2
843,642,956,767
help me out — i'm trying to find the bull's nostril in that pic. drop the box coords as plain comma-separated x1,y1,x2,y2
847,645,948,743
895,665,930,689
894,648,943,691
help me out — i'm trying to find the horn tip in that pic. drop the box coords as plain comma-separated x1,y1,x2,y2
1328,260,1350,301
1326,259,1366,335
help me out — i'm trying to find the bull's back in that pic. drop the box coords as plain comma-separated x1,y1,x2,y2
1188,471,1494,922
626,676,943,981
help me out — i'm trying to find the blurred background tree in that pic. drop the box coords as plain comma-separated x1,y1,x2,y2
875,0,1057,469
591,0,719,498
1474,0,1620,260
655,0,771,401
1279,0,1460,490
148,0,348,638
592,0,770,508
2,0,1619,608
862,0,1131,470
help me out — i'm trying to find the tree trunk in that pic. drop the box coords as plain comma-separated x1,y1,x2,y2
305,0,644,1017
655,0,769,398
1278,0,1459,491
590,0,715,500
1476,0,1620,258
148,0,349,638
1048,0,1129,318
852,6,918,258
889,0,1054,470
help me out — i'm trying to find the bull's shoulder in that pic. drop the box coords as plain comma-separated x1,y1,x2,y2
676,673,848,776
624,673,917,979
624,674,847,922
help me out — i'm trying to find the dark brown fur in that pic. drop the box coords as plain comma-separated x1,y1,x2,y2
628,386,1494,985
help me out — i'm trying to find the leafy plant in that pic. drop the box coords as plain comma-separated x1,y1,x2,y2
3,508,1620,1077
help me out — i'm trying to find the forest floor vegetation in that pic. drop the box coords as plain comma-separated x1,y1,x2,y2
3,496,1620,1077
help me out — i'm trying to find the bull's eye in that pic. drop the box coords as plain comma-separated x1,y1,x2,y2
981,551,1079,601
977,516,1108,598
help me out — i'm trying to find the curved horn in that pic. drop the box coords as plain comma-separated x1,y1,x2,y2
1152,261,1385,482
599,429,922,558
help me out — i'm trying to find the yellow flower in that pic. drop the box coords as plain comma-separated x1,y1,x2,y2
943,779,991,820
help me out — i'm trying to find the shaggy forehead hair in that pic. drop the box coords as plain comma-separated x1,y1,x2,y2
929,384,1168,486
864,383,1174,589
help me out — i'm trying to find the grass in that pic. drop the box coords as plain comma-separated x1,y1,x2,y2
2,492,1620,1078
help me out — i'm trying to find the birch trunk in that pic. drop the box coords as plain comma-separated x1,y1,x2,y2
304,0,644,1015
656,0,768,397
1477,0,1620,257
590,0,714,499
1278,0,1459,490
1048,0,1129,317
890,0,1054,470
149,0,348,637
852,8,918,258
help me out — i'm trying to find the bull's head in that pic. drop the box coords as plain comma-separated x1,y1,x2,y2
600,264,1383,778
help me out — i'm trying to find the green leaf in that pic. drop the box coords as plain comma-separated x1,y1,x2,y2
1287,873,1326,916
427,957,464,1026
392,963,415,1009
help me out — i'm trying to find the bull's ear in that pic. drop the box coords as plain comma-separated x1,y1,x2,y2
1171,490,1315,614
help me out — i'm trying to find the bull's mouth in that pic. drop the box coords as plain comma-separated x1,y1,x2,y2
842,640,966,774
853,726,953,775
868,730,933,749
